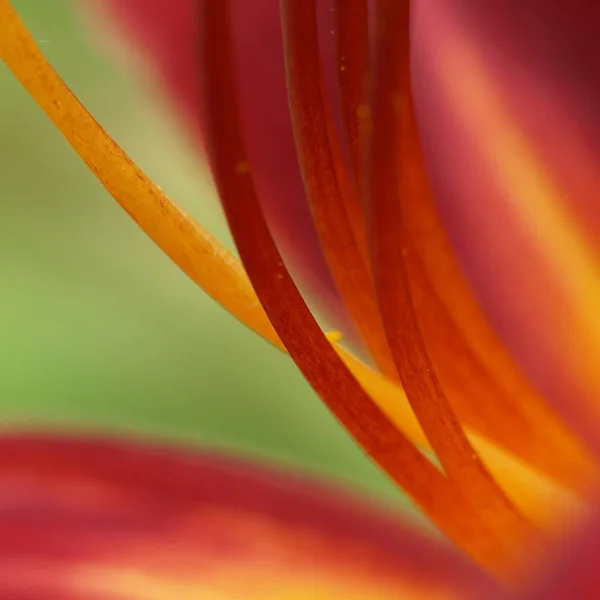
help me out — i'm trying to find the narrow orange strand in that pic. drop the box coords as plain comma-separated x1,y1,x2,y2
334,0,370,199
285,0,596,498
280,0,396,377
368,0,535,555
403,192,597,489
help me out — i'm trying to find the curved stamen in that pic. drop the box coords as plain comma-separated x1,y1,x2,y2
200,0,540,576
277,0,595,509
0,0,275,344
403,194,596,490
334,0,370,199
427,8,600,443
368,0,534,557
279,0,594,508
280,0,396,377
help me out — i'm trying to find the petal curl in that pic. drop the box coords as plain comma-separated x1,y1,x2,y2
0,433,491,599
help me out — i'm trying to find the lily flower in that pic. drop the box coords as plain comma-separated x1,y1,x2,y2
1,0,600,597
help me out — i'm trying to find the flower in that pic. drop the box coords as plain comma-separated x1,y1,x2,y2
1,0,600,597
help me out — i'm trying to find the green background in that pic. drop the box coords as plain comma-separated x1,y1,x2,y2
1,1,418,517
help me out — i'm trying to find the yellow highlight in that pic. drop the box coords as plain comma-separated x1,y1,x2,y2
325,330,343,344
0,0,586,529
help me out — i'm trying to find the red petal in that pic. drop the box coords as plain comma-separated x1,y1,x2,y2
0,433,490,598
412,2,600,448
416,1,600,245
519,512,600,599
484,506,600,599
450,0,600,240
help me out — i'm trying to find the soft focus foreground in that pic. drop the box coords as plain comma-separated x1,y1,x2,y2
0,435,488,599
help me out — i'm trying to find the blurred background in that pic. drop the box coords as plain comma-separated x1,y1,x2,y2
0,0,412,512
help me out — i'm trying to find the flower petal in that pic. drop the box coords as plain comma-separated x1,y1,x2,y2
515,509,600,599
0,433,491,599
412,1,600,448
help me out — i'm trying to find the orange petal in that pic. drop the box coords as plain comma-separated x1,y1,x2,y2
401,190,597,495
389,7,599,492
0,434,491,599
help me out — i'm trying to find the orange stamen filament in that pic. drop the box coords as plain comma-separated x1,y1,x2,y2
280,0,397,377
333,0,370,199
368,0,534,542
0,0,276,344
